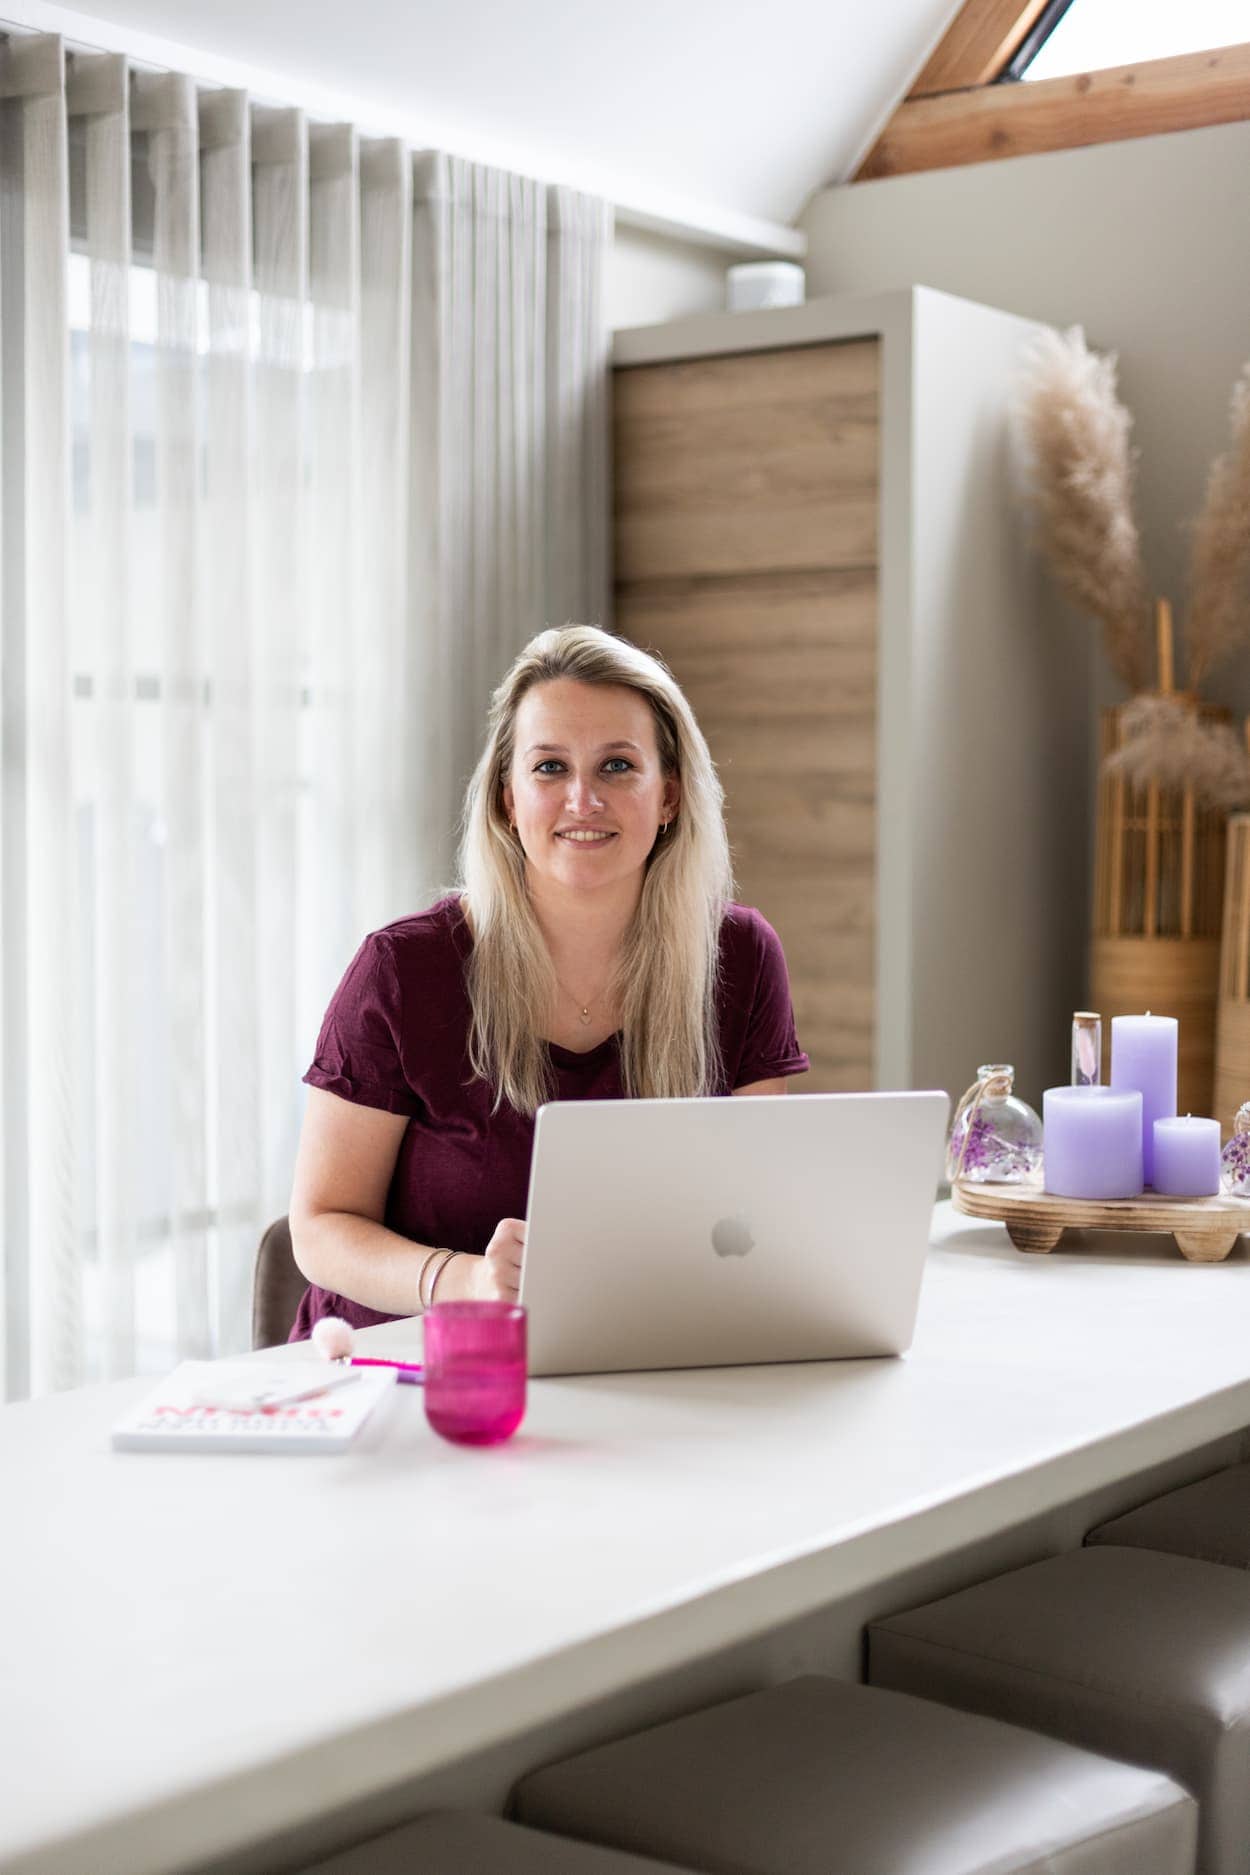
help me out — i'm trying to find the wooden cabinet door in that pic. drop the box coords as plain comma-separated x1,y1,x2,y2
614,340,879,582
613,341,880,1092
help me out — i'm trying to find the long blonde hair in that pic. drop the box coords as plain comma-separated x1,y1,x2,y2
459,626,733,1114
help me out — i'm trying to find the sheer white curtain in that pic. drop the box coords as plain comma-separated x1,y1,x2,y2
405,159,615,898
0,32,612,1399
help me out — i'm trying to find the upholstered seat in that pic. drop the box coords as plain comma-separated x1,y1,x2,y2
869,1546,1250,1875
513,1675,1195,1874
1087,1463,1250,1570
252,1215,307,1349
293,1809,698,1873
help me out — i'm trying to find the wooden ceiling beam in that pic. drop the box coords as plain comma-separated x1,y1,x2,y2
855,40,1250,182
908,0,1055,97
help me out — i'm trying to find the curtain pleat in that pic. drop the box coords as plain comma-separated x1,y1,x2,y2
547,187,613,631
252,107,308,1251
358,139,414,930
301,122,360,1104
200,87,258,1352
0,35,78,1397
133,70,211,1360
67,50,136,1381
0,31,612,1396
409,150,453,900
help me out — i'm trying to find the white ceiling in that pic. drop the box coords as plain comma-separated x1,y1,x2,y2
33,0,962,235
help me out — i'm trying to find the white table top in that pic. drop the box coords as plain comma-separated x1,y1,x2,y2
4,1205,1250,1875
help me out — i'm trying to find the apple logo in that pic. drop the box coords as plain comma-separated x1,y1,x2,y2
712,1214,754,1259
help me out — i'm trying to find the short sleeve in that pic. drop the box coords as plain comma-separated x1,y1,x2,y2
302,933,421,1117
735,912,810,1088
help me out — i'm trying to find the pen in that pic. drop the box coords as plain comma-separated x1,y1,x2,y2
346,1355,424,1385
184,1368,364,1411
311,1316,424,1384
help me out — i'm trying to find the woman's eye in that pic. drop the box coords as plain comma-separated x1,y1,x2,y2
532,758,634,776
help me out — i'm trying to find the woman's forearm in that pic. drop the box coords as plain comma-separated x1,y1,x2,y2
290,1210,444,1318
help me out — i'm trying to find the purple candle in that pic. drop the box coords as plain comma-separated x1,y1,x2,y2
1152,1116,1221,1196
1110,1014,1178,1185
1044,1086,1143,1199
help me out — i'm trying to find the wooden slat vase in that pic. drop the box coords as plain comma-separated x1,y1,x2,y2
1091,700,1229,1116
1215,813,1250,1136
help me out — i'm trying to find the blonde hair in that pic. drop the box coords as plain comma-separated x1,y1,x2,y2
458,625,733,1114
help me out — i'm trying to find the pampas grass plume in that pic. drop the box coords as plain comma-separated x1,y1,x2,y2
1105,696,1250,811
1015,326,1151,691
1186,363,1250,689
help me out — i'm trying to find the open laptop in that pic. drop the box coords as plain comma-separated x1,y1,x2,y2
519,1090,949,1377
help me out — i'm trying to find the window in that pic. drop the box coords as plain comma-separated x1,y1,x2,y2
1019,0,1250,81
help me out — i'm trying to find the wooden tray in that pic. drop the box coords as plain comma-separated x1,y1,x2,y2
951,1180,1250,1262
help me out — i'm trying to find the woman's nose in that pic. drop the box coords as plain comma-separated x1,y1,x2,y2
565,772,604,815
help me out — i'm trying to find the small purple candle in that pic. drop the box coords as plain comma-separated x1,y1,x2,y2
1044,1086,1144,1200
1110,1014,1178,1185
1152,1116,1221,1196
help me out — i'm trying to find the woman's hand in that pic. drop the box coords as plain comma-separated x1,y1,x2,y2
437,1219,526,1304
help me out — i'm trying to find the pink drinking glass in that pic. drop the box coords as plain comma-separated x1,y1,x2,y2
423,1302,527,1446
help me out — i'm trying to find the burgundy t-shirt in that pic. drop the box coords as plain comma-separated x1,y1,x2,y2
289,895,808,1339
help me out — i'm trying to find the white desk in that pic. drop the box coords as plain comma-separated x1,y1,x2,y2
4,1206,1250,1875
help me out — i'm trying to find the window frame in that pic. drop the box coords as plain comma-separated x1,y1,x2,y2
853,0,1250,181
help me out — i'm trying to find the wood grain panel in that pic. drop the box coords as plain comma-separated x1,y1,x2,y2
906,0,1053,96
858,41,1250,181
614,343,880,582
615,569,876,1091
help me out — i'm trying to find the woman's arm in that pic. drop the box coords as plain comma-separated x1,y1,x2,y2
290,1088,522,1312
289,1088,439,1315
732,1078,788,1096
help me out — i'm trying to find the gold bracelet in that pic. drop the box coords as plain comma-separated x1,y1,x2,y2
427,1250,457,1309
417,1249,442,1312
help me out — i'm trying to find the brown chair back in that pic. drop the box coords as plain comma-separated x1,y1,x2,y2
252,1216,307,1348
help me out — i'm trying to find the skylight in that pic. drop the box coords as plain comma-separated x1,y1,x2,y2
1022,0,1249,81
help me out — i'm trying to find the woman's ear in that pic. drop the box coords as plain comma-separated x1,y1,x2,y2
501,780,514,824
663,775,681,822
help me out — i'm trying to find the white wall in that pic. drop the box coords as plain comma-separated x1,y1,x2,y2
607,225,735,331
799,120,1250,724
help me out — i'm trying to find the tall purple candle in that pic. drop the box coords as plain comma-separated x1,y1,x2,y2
1110,1014,1177,1186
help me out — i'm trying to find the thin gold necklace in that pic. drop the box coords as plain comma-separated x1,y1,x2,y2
555,974,614,1028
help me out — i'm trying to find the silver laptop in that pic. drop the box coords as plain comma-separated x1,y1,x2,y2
520,1090,949,1377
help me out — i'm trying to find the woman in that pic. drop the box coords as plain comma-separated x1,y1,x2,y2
288,625,808,1337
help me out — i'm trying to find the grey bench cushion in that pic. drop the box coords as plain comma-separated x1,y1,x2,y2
513,1675,1195,1875
295,1809,698,1873
870,1547,1250,1875
1088,1464,1250,1570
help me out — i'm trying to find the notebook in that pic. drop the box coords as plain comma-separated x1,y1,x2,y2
110,1360,395,1454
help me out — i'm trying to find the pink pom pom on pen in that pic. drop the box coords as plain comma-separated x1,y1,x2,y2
311,1313,423,1383
312,1316,354,1362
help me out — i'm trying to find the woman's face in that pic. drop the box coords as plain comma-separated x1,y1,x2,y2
502,678,680,901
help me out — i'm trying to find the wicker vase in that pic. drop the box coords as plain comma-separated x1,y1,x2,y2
1215,814,1250,1136
1090,699,1230,1116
